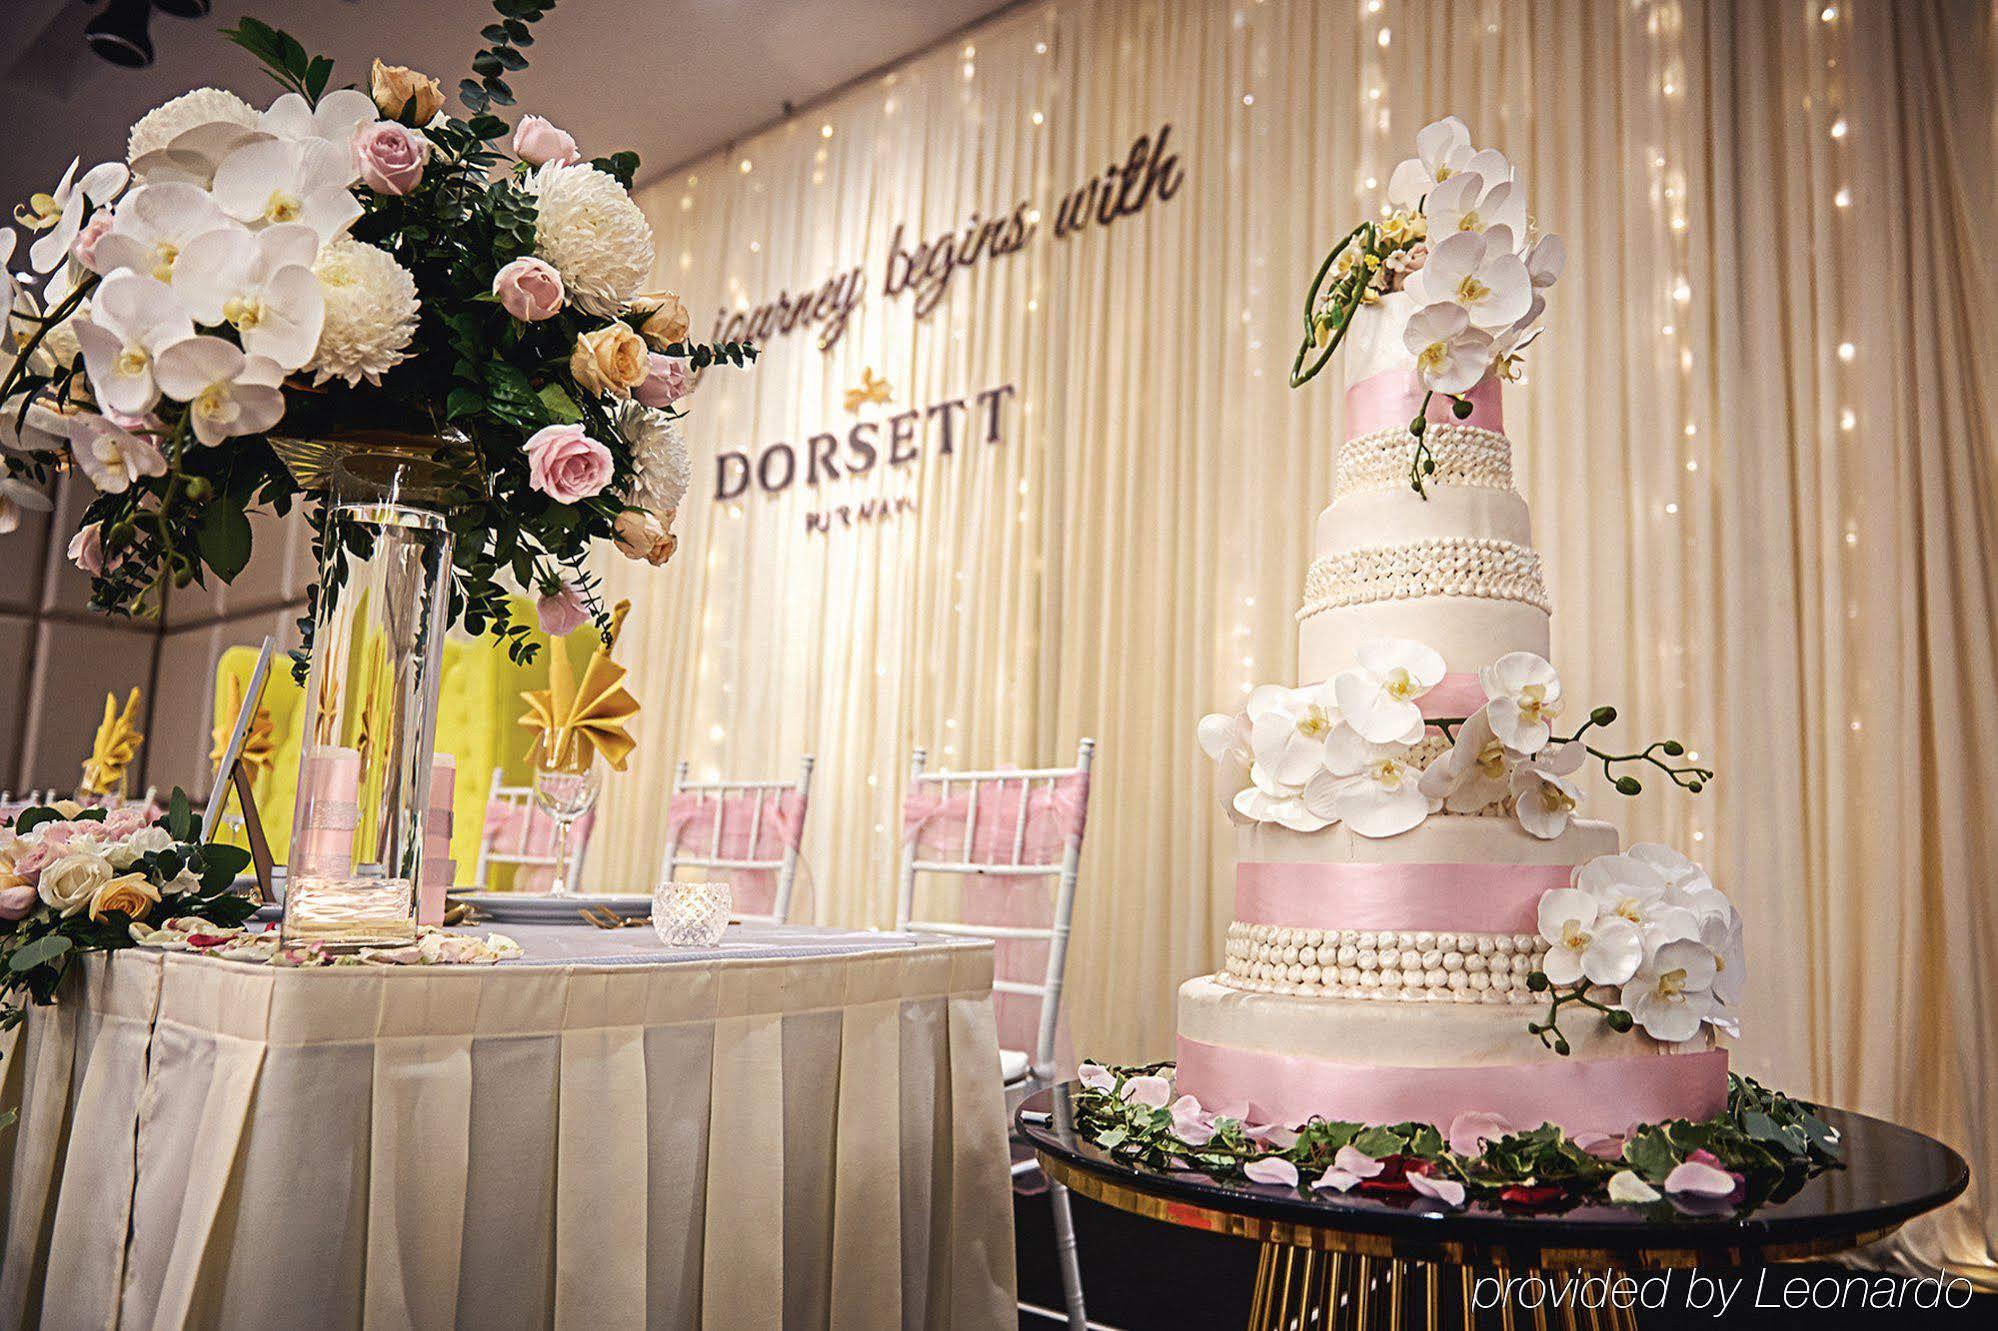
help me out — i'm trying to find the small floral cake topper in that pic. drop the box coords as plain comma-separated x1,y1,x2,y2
1289,116,1566,495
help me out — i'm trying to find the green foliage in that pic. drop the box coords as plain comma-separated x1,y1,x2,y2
1068,1063,1842,1211
221,17,334,103
462,0,559,113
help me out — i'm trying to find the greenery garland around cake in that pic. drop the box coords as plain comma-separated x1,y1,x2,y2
1067,1062,1842,1215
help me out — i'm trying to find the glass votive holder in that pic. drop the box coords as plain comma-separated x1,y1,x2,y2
653,880,731,947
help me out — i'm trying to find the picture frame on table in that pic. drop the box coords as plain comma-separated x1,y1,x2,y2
203,635,278,904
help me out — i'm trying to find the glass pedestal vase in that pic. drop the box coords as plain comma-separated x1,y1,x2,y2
282,455,454,950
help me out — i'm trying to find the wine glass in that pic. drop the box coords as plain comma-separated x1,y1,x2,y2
531,752,603,896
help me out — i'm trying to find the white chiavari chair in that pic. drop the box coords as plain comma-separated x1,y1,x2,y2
471,765,592,890
895,738,1096,1331
658,756,814,924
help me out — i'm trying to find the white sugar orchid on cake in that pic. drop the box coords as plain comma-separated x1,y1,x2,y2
1528,846,1745,1050
1292,115,1564,495
1510,741,1585,839
1332,637,1445,744
1481,651,1564,753
1307,724,1437,838
1418,707,1519,812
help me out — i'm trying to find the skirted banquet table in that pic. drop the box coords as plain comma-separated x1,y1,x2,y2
0,923,1016,1330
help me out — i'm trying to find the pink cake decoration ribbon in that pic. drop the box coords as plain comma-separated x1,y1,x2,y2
1235,861,1568,934
1346,369,1504,439
1176,1037,1729,1136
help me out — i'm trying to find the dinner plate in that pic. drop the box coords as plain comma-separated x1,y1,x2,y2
449,891,653,924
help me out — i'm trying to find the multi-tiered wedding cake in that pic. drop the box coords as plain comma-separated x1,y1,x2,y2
1187,118,1740,1138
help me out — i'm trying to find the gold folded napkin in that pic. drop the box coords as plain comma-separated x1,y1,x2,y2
81,687,144,796
210,669,278,783
520,599,641,772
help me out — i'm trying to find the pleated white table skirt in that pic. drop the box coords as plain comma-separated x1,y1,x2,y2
0,926,1016,1330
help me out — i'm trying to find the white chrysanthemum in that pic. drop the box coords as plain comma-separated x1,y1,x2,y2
615,399,690,512
126,88,259,165
528,162,654,317
305,236,420,386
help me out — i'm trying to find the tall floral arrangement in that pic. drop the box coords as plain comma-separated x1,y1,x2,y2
0,2,751,666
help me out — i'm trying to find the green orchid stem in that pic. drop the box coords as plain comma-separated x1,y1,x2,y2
1288,222,1371,390
1408,391,1437,498
1584,740,1714,794
0,273,100,409
1528,979,1627,1055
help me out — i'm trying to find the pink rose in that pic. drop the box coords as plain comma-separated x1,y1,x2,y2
633,353,690,409
74,212,114,272
0,884,38,921
493,256,565,322
68,521,105,574
354,122,430,196
536,581,590,637
523,424,613,503
512,115,581,167
8,838,62,882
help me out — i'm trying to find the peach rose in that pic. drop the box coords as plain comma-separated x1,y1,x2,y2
569,324,649,398
88,871,160,923
631,290,690,351
613,508,678,566
355,121,430,196
513,115,581,167
493,256,565,322
523,424,614,503
371,60,445,125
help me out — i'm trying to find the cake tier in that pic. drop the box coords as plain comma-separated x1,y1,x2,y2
1300,598,1550,680
1236,816,1617,868
1316,483,1531,555
1176,975,1728,1134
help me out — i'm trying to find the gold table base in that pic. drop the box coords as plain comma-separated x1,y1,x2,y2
1247,1246,1641,1331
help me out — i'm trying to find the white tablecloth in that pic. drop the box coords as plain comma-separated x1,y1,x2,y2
0,924,1015,1329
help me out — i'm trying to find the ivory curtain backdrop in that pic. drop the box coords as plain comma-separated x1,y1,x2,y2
589,0,1998,1279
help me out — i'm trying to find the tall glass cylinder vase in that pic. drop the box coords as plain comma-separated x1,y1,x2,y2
282,455,454,950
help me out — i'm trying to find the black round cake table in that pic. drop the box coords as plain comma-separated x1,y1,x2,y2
1018,1084,1968,1330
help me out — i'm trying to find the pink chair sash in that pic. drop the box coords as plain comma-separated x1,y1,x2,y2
903,772,1090,1069
664,789,809,918
479,798,597,893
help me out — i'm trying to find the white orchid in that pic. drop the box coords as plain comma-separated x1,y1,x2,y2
1422,165,1526,245
1418,707,1519,812
70,412,167,493
1402,301,1494,395
1524,234,1567,288
24,160,129,274
1619,939,1719,1043
171,225,325,370
1245,682,1342,789
1407,230,1532,333
1479,652,1563,753
91,183,232,283
259,90,378,164
1308,724,1437,838
1510,740,1585,839
1332,637,1445,744
1491,304,1546,382
1573,853,1675,935
1234,761,1334,833
1536,887,1645,988
129,121,274,190
0,393,91,453
1,231,18,316
74,272,193,415
1197,706,1256,818
1386,116,1473,208
1624,844,1744,1010
210,137,362,241
0,477,52,534
153,337,286,445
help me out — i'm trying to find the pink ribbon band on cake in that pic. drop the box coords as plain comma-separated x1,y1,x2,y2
1176,1037,1729,1135
1346,369,1503,439
1235,861,1567,934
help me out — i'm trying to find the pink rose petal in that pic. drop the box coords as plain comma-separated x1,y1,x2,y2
1447,1110,1514,1158
1663,1159,1738,1197
1408,1168,1467,1209
1120,1074,1171,1109
1076,1062,1114,1092
1243,1157,1299,1187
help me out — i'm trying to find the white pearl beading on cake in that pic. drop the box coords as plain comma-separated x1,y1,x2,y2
1335,424,1513,500
1218,923,1549,1003
1298,537,1552,619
